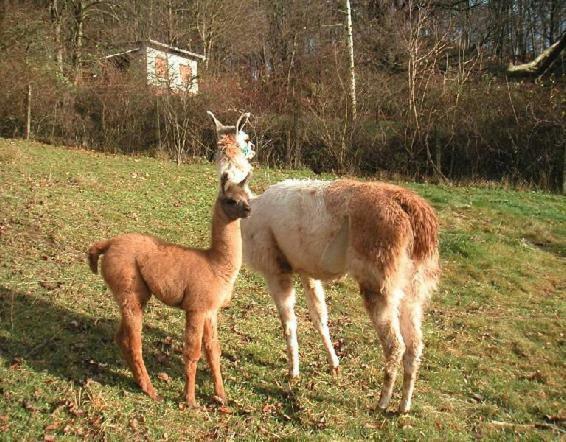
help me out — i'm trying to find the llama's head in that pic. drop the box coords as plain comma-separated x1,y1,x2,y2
207,111,255,159
207,111,255,192
219,171,252,220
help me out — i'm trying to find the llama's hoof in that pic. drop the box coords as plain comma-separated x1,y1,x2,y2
288,373,300,382
212,395,227,406
330,366,340,377
146,389,162,402
398,402,411,414
186,399,200,409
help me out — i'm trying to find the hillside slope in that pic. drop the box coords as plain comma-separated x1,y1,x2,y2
0,139,564,440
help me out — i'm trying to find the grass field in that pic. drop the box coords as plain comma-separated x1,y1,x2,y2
0,139,564,441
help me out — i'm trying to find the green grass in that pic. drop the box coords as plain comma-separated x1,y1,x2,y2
0,139,564,441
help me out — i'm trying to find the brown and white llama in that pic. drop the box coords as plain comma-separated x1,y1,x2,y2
241,178,440,413
87,123,252,406
207,110,255,195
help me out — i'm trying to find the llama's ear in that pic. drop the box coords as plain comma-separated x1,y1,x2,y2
220,172,229,193
239,171,252,187
235,112,251,133
207,111,228,133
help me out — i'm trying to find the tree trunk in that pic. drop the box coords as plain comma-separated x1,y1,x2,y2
50,0,64,75
167,0,173,44
155,97,162,150
74,1,84,85
25,84,32,140
345,0,356,121
507,33,566,78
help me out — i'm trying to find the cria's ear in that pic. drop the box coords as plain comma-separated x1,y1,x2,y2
207,111,228,133
239,171,252,187
220,172,229,193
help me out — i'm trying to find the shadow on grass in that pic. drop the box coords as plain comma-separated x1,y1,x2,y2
0,286,185,396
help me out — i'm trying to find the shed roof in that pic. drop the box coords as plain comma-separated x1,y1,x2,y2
145,39,206,60
104,40,206,61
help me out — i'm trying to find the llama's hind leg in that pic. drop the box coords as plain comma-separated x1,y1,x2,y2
116,295,159,400
300,276,339,373
267,274,300,378
361,285,405,410
399,300,424,413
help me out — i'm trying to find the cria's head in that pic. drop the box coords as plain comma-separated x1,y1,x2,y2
219,171,252,220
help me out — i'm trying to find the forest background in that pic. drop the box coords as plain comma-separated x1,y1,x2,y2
0,0,564,191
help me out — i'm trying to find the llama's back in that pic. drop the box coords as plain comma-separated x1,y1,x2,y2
93,234,161,292
328,180,439,297
243,178,439,291
242,179,348,279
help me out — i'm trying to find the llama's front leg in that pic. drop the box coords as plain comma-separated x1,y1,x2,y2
267,274,300,378
300,276,339,373
203,311,226,404
116,300,159,400
399,301,424,413
361,286,405,411
183,312,205,407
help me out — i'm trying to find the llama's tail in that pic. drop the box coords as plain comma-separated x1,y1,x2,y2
87,240,111,274
393,190,439,263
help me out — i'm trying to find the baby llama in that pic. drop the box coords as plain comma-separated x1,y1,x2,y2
87,114,253,406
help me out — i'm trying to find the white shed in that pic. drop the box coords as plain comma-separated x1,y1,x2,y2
104,40,206,94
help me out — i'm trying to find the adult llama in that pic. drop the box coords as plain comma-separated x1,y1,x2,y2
211,112,440,413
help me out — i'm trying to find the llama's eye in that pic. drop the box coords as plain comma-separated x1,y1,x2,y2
226,199,237,205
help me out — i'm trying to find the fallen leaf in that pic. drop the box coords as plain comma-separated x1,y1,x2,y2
156,353,169,364
22,400,38,413
364,421,386,430
161,336,173,346
262,403,276,414
10,357,23,369
157,372,171,383
45,421,60,431
544,414,566,424
129,418,138,431
43,435,55,442
0,415,8,431
471,393,483,402
39,281,62,290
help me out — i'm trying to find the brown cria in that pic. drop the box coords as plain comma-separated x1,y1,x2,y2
241,178,440,413
87,172,251,406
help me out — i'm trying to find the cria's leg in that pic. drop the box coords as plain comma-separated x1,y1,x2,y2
300,276,339,373
361,285,405,411
399,300,424,413
267,274,299,378
183,312,205,407
116,297,158,400
203,311,226,404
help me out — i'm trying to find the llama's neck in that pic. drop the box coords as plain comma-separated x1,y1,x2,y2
207,199,242,280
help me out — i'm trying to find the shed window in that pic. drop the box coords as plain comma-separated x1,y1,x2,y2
179,64,193,86
155,56,168,79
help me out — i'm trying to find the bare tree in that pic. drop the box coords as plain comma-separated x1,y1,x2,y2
49,0,64,75
70,0,120,84
345,0,357,121
507,32,566,78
